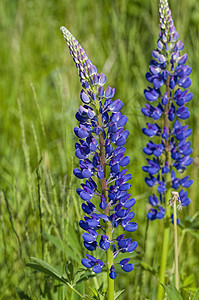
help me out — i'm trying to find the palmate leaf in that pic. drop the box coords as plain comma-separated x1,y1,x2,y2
161,284,183,300
27,257,86,299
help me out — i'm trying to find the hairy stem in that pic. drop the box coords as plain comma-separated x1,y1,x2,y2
97,105,114,300
164,76,170,154
157,66,171,299
173,199,179,290
157,200,171,300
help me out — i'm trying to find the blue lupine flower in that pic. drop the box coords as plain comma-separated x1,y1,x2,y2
61,26,137,278
142,0,193,221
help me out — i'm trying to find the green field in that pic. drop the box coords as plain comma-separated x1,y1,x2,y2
0,0,199,299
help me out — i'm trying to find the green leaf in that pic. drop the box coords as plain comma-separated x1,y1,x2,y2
27,258,86,299
89,287,98,297
65,261,74,282
74,270,97,284
190,221,199,229
183,287,197,295
43,232,81,263
140,261,157,274
65,224,82,256
193,288,199,300
114,289,125,299
89,285,106,300
30,257,63,276
184,214,199,229
184,215,193,228
186,229,199,240
27,259,67,284
161,284,183,300
181,273,195,288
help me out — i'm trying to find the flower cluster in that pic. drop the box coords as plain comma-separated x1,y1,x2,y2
142,0,193,221
60,26,137,279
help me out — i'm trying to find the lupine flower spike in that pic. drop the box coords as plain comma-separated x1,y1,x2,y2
142,0,193,221
60,26,137,297
141,1,193,298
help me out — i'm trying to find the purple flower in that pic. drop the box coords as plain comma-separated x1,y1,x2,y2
61,26,137,279
141,0,193,220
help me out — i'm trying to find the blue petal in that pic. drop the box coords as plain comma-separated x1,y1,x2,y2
87,219,99,228
80,90,90,103
82,232,96,242
178,53,188,65
119,156,130,167
79,220,89,230
117,115,127,127
81,258,93,268
115,136,126,146
121,263,134,272
120,258,130,266
127,241,138,253
100,201,107,210
75,149,87,159
109,266,117,279
99,73,107,85
123,198,136,208
176,106,190,119
84,241,97,251
97,171,104,179
142,128,155,137
109,99,123,112
98,86,104,97
82,169,92,178
105,86,115,99
144,88,159,102
123,222,137,232
73,168,84,179
119,183,131,191
178,77,192,88
80,191,92,201
92,265,102,273
82,203,93,214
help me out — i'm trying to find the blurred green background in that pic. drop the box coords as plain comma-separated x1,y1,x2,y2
0,0,199,299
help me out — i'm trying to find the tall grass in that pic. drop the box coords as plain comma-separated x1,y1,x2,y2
0,0,199,299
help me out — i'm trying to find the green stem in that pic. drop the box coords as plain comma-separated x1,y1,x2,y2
173,199,179,290
107,223,114,300
157,47,172,299
97,104,114,300
65,282,85,299
157,201,171,300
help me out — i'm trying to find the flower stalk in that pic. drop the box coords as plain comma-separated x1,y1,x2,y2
173,194,179,290
157,197,171,299
157,52,172,300
60,26,137,298
141,0,193,298
97,110,114,299
169,191,180,290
